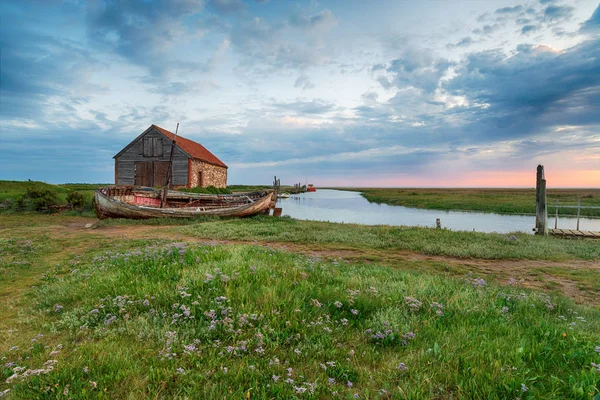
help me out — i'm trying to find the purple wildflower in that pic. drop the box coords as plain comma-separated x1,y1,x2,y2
397,362,408,371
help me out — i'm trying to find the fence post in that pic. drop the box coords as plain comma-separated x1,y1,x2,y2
554,199,558,229
535,165,548,235
576,199,581,231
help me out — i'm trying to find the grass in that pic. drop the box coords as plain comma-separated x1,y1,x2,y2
1,237,599,399
0,181,105,216
343,188,600,217
171,216,600,261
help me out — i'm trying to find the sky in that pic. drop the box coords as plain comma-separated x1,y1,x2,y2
1,0,599,187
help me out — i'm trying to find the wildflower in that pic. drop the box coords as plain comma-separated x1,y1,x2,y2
354,394,359,398
294,348,301,355
592,363,600,373
471,278,487,288
328,378,335,385
347,381,353,388
285,378,294,384
405,297,422,310
312,299,323,308
83,366,89,373
397,362,408,371
89,309,99,315
521,383,528,392
595,346,600,353
176,368,186,375
379,389,388,395
341,318,348,325
89,381,97,389
326,361,336,367
272,375,280,382
54,304,63,312
350,309,359,315
334,301,343,308
295,386,307,394
500,306,509,313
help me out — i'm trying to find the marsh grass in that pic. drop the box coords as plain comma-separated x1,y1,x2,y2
175,216,600,260
346,188,600,217
1,242,599,398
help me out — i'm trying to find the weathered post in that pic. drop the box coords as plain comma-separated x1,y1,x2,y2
436,218,441,229
535,165,548,235
576,198,581,231
554,199,558,229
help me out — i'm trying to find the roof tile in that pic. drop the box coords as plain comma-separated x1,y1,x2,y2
152,125,227,169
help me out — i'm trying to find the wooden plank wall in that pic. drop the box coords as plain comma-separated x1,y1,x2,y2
116,128,188,186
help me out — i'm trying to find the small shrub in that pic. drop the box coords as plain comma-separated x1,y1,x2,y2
66,191,85,208
16,187,58,211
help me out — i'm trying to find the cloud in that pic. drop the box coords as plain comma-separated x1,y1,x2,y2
289,9,336,30
543,5,574,21
580,4,600,34
272,99,334,114
85,0,205,77
209,0,246,14
227,8,337,74
472,24,501,35
447,36,474,49
444,39,600,142
375,48,452,94
521,24,538,34
495,5,524,15
294,73,316,90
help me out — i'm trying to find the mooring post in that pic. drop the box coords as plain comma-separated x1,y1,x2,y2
576,198,581,231
535,165,548,235
436,218,441,229
554,199,558,229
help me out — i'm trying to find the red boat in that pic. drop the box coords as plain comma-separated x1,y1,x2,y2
307,184,316,192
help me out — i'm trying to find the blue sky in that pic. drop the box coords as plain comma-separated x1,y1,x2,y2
1,0,599,186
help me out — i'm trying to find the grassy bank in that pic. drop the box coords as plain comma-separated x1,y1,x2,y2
1,230,599,398
0,181,105,216
343,188,600,217
171,216,600,261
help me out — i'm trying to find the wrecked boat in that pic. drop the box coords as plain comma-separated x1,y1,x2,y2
94,186,275,219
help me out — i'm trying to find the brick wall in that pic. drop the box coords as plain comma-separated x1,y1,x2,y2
188,159,227,188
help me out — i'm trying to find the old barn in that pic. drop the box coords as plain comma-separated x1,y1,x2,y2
114,124,228,188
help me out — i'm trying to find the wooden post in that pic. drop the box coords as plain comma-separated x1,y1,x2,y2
554,199,558,229
535,165,548,235
436,218,441,229
576,199,581,231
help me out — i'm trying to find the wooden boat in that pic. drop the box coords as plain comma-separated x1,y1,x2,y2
277,193,290,199
94,186,275,219
307,184,316,192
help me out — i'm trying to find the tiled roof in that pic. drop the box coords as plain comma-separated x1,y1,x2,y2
153,125,228,169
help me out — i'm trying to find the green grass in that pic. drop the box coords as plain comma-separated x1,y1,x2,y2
173,216,600,260
0,181,106,214
1,241,599,398
344,188,600,217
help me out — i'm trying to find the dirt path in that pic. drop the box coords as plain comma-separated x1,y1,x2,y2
42,220,600,306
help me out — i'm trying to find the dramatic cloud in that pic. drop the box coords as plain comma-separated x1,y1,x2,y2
2,0,599,186
85,0,205,76
580,4,600,33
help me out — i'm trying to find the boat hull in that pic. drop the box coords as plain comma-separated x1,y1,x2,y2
94,186,275,219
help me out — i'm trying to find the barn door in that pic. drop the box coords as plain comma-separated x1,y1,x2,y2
135,162,153,186
153,162,170,188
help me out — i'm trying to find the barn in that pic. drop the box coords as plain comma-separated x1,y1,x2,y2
113,124,228,189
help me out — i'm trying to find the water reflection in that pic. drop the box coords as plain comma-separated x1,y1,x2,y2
277,189,600,234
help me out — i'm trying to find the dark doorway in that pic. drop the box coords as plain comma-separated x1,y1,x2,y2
154,162,170,187
198,171,204,187
135,162,153,186
135,161,171,187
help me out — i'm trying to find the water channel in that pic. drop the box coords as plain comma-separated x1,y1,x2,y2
276,189,600,234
